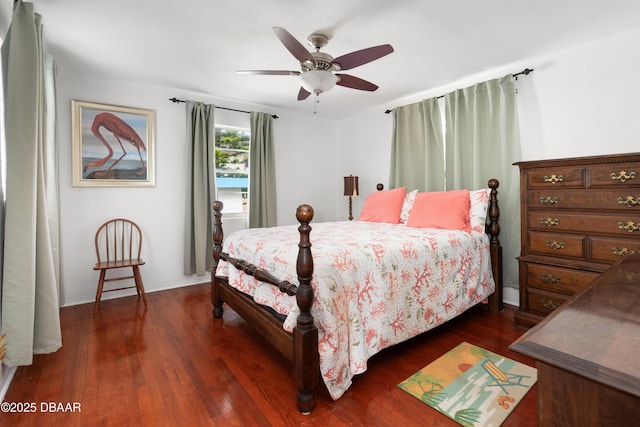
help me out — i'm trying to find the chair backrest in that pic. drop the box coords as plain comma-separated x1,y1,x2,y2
95,218,143,264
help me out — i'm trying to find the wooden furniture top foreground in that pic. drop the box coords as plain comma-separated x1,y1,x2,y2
510,251,640,398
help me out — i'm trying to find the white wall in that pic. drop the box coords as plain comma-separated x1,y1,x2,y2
272,114,339,225
336,105,395,219
54,54,339,306
516,28,640,160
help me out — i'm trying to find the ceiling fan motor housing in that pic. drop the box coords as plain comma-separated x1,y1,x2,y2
302,51,336,71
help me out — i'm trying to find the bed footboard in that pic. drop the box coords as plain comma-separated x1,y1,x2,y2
486,179,503,313
211,202,319,414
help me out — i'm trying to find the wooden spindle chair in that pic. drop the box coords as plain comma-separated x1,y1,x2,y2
93,218,147,316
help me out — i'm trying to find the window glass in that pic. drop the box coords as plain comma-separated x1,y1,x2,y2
215,126,249,215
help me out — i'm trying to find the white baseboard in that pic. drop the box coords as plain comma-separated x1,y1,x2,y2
503,286,519,307
61,278,208,307
0,364,17,402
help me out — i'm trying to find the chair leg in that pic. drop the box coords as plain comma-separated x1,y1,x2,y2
94,270,106,316
132,267,142,297
133,266,148,306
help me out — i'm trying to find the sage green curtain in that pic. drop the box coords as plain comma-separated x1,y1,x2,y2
249,112,277,228
390,98,444,191
1,0,62,366
184,102,217,275
444,75,522,290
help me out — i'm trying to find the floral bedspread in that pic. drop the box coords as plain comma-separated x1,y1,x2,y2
216,221,495,400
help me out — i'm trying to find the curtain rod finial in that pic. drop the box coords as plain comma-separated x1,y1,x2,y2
514,68,534,80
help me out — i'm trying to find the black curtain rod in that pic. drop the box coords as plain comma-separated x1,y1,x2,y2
384,68,534,114
513,68,534,79
169,97,278,119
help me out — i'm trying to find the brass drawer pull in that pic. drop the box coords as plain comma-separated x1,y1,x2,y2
545,240,566,250
618,221,640,233
541,299,560,311
617,195,639,208
612,247,638,257
612,246,630,257
539,196,559,205
543,174,564,184
541,273,560,283
540,217,560,227
611,170,637,183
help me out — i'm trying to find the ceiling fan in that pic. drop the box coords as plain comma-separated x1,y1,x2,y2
238,27,394,101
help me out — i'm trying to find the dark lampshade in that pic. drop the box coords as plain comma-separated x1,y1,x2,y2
343,175,359,197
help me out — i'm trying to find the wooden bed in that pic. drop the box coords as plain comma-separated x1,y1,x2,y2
211,179,503,413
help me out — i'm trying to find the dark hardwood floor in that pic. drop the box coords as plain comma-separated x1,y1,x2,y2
1,283,537,426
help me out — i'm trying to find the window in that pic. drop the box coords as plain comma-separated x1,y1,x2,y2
215,126,250,215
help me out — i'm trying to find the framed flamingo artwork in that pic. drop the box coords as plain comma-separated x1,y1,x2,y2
72,100,156,187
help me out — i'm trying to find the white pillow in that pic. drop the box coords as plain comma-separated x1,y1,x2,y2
469,188,491,232
399,189,418,224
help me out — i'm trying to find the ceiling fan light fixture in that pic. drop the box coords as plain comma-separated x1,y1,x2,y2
299,70,338,95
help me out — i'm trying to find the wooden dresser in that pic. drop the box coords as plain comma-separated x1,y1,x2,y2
509,252,640,426
514,152,640,328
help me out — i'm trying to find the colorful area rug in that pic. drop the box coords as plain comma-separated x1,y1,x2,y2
398,342,536,427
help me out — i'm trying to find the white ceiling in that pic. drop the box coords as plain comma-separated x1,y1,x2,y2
3,1,640,119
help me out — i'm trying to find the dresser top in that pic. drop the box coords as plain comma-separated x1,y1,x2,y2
510,252,640,397
514,152,640,169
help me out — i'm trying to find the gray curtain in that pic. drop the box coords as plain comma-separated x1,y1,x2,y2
248,112,277,228
184,102,217,275
390,98,444,191
444,75,522,290
1,0,62,366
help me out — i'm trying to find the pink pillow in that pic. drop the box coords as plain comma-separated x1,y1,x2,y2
358,187,406,223
406,190,471,232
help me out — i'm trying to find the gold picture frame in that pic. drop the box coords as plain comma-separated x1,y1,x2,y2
72,100,156,187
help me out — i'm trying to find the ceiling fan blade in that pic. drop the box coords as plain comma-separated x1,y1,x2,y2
332,44,394,71
237,70,300,76
297,87,311,101
272,27,315,64
335,74,379,91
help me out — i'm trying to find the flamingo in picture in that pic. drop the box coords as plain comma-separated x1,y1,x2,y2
84,112,147,177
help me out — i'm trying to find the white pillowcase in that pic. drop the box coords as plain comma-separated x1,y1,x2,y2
399,189,418,224
469,188,491,232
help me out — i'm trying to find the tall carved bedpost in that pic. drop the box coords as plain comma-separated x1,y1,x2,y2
487,179,503,313
293,204,318,414
212,201,224,318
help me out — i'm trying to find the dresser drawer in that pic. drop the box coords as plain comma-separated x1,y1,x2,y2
589,235,640,263
524,262,599,295
528,189,640,211
526,287,570,316
526,166,584,189
589,162,640,187
529,211,640,236
529,231,586,259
